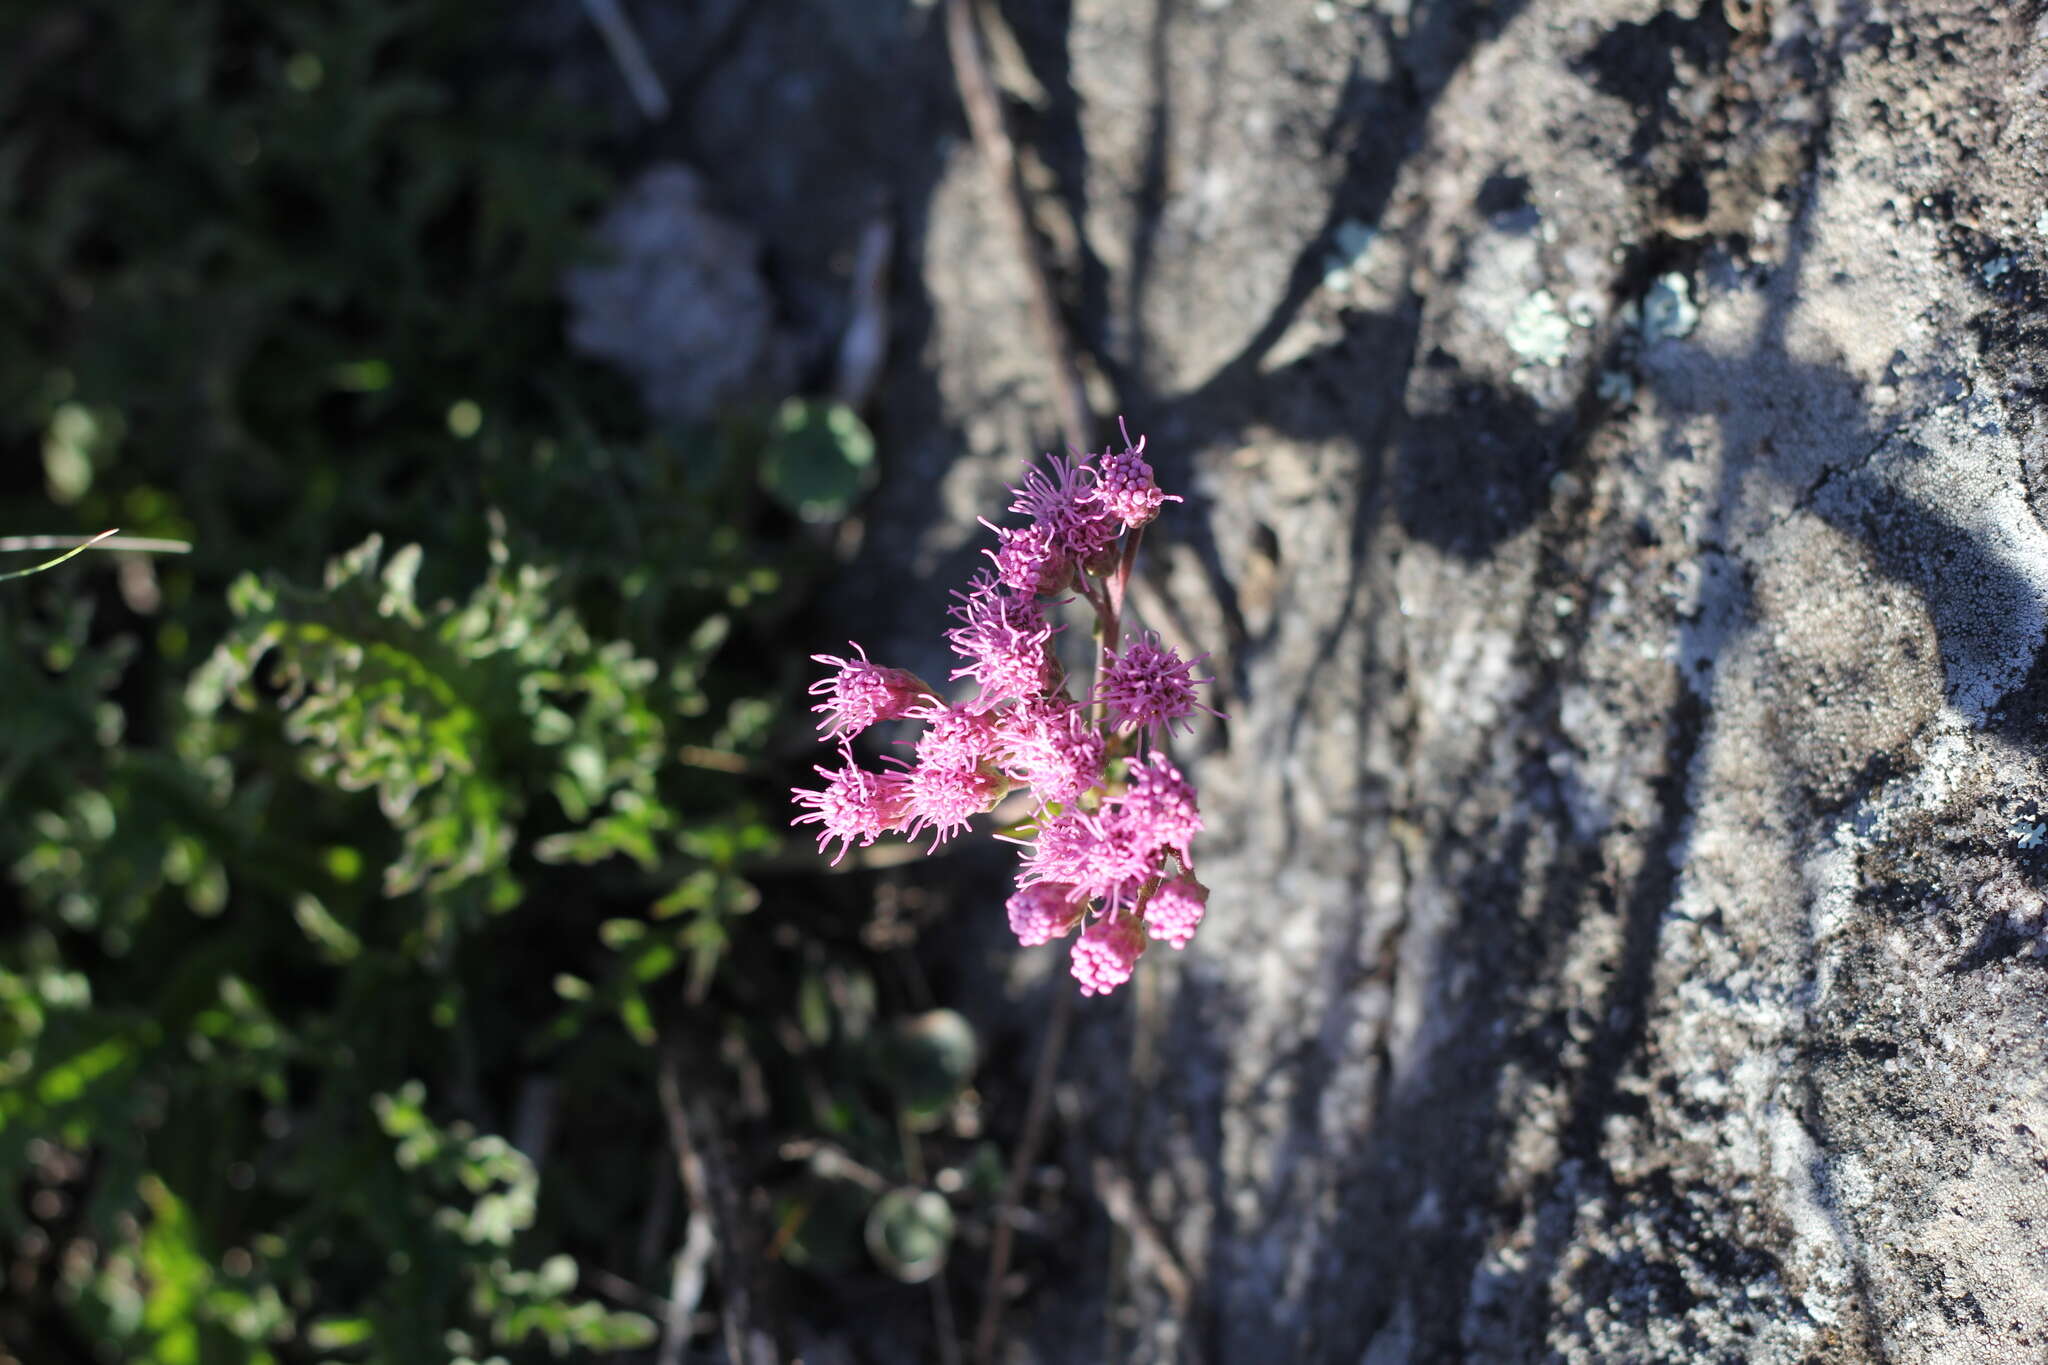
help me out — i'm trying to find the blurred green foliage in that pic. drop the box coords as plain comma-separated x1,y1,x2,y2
0,2,987,1361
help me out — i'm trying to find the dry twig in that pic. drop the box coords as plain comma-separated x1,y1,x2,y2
777,1138,891,1193
940,4,1111,1356
580,0,671,121
657,1042,764,1365
833,215,895,411
585,1264,673,1318
942,0,1092,454
1090,1156,1195,1321
970,985,1075,1365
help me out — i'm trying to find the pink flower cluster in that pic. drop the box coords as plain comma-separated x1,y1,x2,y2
791,421,1216,996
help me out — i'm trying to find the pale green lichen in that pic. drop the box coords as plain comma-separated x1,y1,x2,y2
1641,272,1699,341
1506,289,1571,366
1321,219,1381,292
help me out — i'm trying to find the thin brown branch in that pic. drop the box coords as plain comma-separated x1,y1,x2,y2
637,1146,678,1279
971,983,1075,1365
932,1270,965,1365
586,1264,672,1317
580,0,671,121
833,215,895,410
660,1208,717,1365
657,1043,758,1365
776,1138,891,1193
943,0,1092,455
745,839,938,878
942,7,1138,1359
678,745,751,774
1090,1156,1196,1327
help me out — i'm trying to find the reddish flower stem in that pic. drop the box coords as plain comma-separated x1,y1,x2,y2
1086,525,1145,733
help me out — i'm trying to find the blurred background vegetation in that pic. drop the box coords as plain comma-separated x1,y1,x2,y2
0,3,991,1360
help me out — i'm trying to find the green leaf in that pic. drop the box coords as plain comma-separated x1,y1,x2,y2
775,1178,868,1275
137,1175,208,1360
292,892,361,962
880,1009,977,1131
307,1317,374,1349
189,535,678,916
758,400,876,524
617,990,655,1047
864,1188,955,1284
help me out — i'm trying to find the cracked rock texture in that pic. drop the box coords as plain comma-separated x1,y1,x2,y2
597,0,2048,1358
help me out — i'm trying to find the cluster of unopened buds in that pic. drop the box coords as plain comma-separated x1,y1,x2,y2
792,421,1219,996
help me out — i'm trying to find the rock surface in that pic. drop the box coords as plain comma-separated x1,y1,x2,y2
589,0,2048,1359
564,163,783,423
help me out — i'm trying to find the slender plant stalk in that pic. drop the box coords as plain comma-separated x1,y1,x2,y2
579,0,670,120
1107,526,1143,623
972,984,1075,1365
0,532,192,555
0,529,193,582
0,528,123,582
943,0,1091,455
943,5,1172,1354
656,1043,757,1365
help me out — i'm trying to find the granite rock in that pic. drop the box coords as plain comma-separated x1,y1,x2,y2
579,0,2048,1357
874,1,2048,1360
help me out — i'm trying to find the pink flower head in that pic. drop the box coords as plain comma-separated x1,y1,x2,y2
1008,452,1118,562
1019,810,1157,910
1088,419,1180,530
984,519,1072,598
946,571,1060,707
799,424,1208,995
1006,882,1087,946
899,758,1006,850
809,643,931,740
1093,631,1220,739
1070,914,1147,996
1143,874,1208,949
911,701,1003,770
995,698,1106,807
791,746,912,865
1114,752,1203,864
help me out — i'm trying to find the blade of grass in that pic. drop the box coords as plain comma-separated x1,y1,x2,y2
0,528,123,582
0,533,192,555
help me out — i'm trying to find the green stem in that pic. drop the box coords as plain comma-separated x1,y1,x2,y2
0,527,121,582
0,532,191,555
